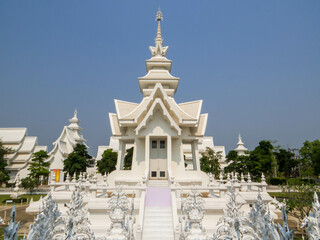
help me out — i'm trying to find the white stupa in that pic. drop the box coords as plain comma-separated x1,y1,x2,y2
234,134,249,156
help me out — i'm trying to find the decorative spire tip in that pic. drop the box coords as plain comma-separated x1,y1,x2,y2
156,7,163,21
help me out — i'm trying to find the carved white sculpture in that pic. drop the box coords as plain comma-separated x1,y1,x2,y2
213,187,258,240
179,188,208,240
4,204,20,240
302,192,320,240
106,186,135,240
52,185,95,240
247,189,280,240
27,192,61,240
277,203,294,240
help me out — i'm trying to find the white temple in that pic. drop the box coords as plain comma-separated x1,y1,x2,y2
0,128,47,182
98,8,225,187
27,9,278,240
46,109,87,182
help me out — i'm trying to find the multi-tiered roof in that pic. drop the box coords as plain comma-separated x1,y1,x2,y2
110,9,207,138
47,110,87,170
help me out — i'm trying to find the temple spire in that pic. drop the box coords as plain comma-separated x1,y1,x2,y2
69,108,79,125
155,8,163,44
140,8,179,97
238,133,244,145
149,8,168,57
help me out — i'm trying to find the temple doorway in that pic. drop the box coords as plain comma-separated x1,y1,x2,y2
149,139,167,180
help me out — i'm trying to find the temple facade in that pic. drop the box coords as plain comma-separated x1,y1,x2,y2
99,9,226,186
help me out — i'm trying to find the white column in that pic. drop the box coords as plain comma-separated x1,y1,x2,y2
59,171,64,183
167,135,172,178
145,135,150,178
116,140,124,170
193,140,201,172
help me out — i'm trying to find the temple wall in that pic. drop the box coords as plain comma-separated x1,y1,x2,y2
171,138,184,177
131,137,145,176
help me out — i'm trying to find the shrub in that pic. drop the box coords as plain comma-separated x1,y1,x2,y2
288,178,315,185
268,177,286,185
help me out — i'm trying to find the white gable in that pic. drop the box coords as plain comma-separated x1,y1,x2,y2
135,98,181,136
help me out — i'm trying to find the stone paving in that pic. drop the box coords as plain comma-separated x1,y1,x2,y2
0,205,37,236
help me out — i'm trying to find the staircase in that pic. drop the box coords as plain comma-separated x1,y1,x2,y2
143,206,174,240
142,187,174,240
148,180,169,188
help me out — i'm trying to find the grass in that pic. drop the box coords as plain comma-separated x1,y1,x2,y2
268,192,306,199
0,194,46,205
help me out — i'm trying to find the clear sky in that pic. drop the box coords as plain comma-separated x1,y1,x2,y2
0,1,319,156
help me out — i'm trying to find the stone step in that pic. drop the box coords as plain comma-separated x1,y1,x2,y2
144,214,172,219
145,207,172,212
143,205,174,240
148,180,169,187
143,232,174,240
145,209,172,214
143,236,174,240
143,222,173,227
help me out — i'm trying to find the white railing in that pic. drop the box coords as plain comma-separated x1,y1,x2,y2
136,190,146,240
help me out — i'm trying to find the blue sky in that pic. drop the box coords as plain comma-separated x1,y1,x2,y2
0,1,319,156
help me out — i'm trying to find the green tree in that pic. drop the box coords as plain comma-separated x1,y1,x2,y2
21,176,39,193
200,147,221,178
123,147,133,170
96,149,118,175
28,150,50,184
0,140,12,184
225,150,249,174
300,140,320,176
247,140,276,179
280,183,318,227
63,144,92,177
275,148,296,183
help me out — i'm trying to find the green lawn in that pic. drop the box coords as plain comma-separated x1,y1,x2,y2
0,194,46,205
268,192,306,199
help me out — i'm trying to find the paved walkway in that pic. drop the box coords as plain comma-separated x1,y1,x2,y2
0,205,36,236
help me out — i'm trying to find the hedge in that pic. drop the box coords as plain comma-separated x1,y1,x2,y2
267,177,316,185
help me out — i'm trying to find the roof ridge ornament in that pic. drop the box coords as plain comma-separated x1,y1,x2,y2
149,7,168,57
238,133,244,145
69,108,79,124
